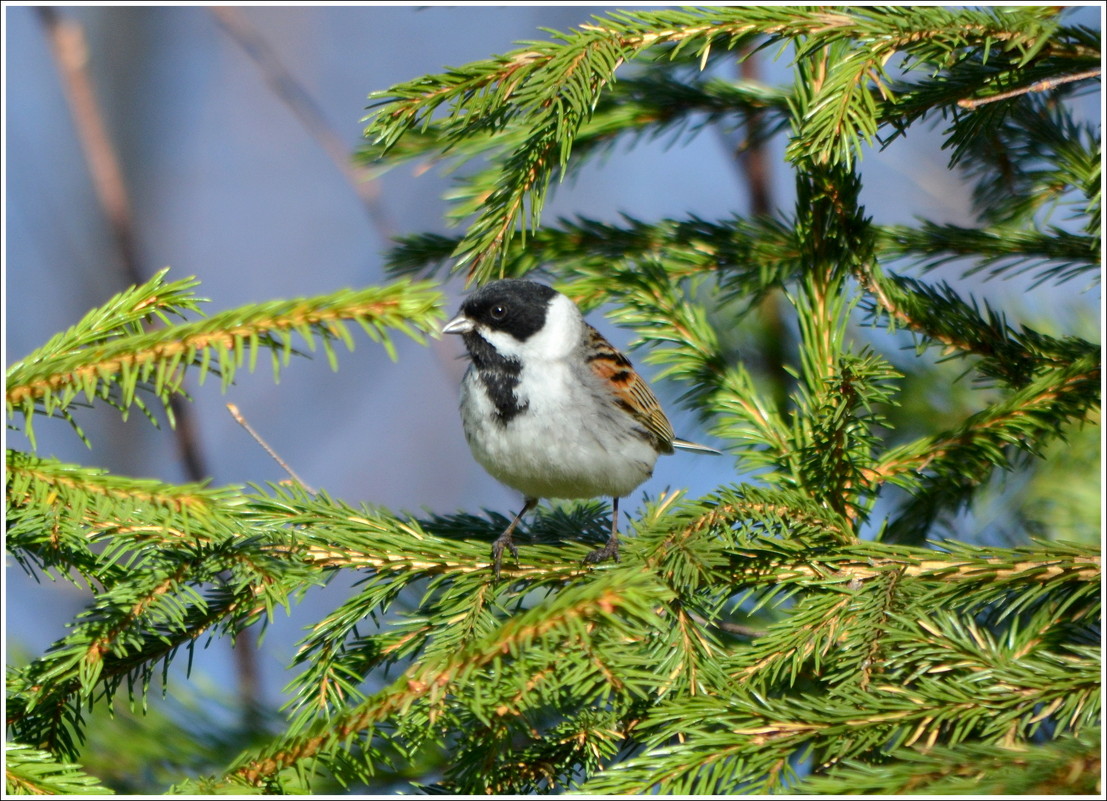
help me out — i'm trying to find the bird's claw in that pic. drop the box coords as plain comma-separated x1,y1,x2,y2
491,537,519,578
583,538,620,566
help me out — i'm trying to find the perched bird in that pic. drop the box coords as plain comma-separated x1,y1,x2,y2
442,278,719,575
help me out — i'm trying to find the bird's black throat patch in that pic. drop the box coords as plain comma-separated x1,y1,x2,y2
464,331,528,424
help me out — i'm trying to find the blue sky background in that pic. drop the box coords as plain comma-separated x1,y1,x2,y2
5,4,1101,721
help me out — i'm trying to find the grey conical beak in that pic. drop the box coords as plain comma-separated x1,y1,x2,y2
442,314,475,335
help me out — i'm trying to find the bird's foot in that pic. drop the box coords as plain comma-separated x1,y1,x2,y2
491,535,519,578
583,535,620,566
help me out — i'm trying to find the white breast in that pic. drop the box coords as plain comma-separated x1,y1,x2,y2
459,296,660,499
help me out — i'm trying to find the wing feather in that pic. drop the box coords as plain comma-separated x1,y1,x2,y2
583,324,675,454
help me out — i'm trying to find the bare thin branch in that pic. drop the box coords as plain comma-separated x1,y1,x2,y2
211,6,395,240
227,403,317,493
957,68,1101,109
36,7,211,483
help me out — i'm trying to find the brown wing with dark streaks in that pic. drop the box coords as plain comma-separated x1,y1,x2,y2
582,323,675,454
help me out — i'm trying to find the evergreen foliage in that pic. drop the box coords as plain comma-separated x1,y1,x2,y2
6,5,1100,795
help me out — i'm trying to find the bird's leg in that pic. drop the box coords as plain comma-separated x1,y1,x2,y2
584,497,622,565
492,497,536,577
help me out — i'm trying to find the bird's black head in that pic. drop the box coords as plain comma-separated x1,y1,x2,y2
457,279,558,342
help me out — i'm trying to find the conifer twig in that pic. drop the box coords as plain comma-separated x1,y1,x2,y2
728,551,1100,584
957,68,1101,109
227,403,316,493
211,6,394,239
232,577,662,785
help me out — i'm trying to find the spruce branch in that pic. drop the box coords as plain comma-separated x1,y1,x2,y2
432,71,790,232
7,451,239,542
6,528,313,758
652,486,853,552
794,350,900,526
226,573,671,789
870,354,1099,543
582,655,1099,794
4,743,114,796
795,731,1102,795
359,69,790,186
6,279,443,447
943,97,1102,225
367,6,1082,279
13,268,205,357
855,262,1099,386
724,540,1100,587
957,67,1101,108
877,222,1099,287
5,450,245,589
385,213,802,288
439,708,625,793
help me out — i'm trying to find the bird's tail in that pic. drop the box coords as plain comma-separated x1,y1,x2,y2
673,438,722,455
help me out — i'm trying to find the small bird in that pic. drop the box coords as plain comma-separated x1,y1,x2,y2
442,279,719,575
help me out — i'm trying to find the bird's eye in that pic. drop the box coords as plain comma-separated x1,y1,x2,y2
490,304,507,320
